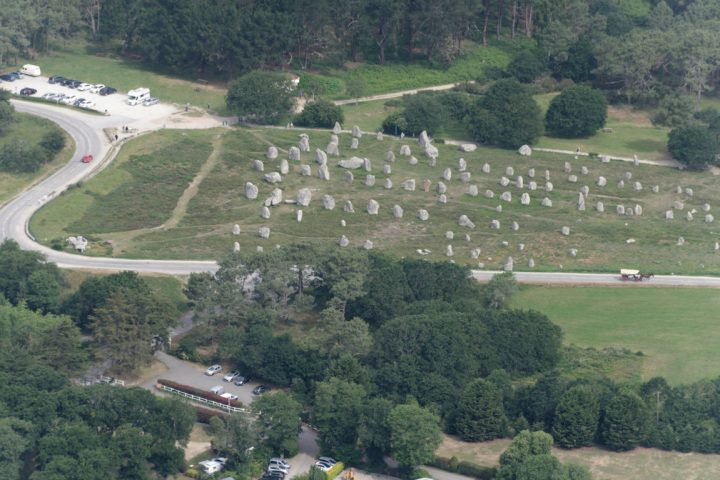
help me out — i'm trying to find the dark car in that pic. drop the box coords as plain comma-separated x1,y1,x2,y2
0,74,15,82
67,80,82,89
19,88,37,96
233,375,251,386
49,75,66,84
99,86,117,96
252,385,268,395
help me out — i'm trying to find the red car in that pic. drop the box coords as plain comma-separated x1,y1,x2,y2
81,154,93,163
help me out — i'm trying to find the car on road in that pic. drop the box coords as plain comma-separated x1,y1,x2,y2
48,75,65,84
19,88,37,96
81,154,93,164
234,375,251,386
99,86,117,96
252,385,268,395
11,71,23,79
223,370,240,382
143,96,159,106
205,364,222,376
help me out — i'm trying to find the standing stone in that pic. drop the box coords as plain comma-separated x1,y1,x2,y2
624,171,632,181
402,179,416,191
529,181,537,190
633,181,642,191
384,178,393,189
706,214,715,223
704,203,712,212
458,158,467,172
446,245,454,257
296,188,312,206
438,194,448,204
459,143,477,152
677,237,685,246
564,162,572,173
258,227,270,239
617,179,625,188
597,176,607,187
504,256,514,271
288,146,300,161
233,241,240,253
364,240,374,250
352,125,362,138
418,209,430,221
315,148,327,165
569,248,577,257
500,176,510,187
665,210,674,219
542,197,553,207
232,224,241,235
446,231,454,240
687,211,694,221
322,195,335,210
345,171,354,183
518,144,532,156
580,185,589,196
581,166,589,175
512,221,519,231
383,164,392,175
330,134,339,144
245,182,259,199
443,168,452,181
267,146,278,159
400,145,411,156
485,189,495,199
616,205,625,215
364,158,372,171
298,134,310,152
652,185,659,193
422,179,432,192
437,182,447,194
296,210,303,222
376,131,383,141
685,188,694,197
459,215,476,228
260,206,271,219
350,137,359,149
418,130,430,148
367,199,379,215
318,164,330,180
425,143,439,159
344,201,355,213
266,188,283,206
544,170,551,181
601,155,610,163
520,193,530,205
279,159,289,175
528,258,535,268
471,248,481,259
674,201,684,210
468,185,479,197
635,204,643,216
253,159,265,171
501,191,513,202
506,166,515,176
341,220,346,227
516,176,524,189
626,207,634,216
490,219,500,229
561,226,570,236
633,154,640,166
385,150,396,163
676,186,683,194
326,142,340,156
461,172,472,183
595,201,605,212
339,235,349,247
482,163,491,174
264,171,282,184
409,156,418,165
577,192,585,211
568,175,578,183
528,168,535,178
366,174,376,187
496,205,503,213
392,204,404,218
545,182,554,193
333,122,342,134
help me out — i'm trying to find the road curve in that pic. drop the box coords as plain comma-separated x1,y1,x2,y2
4,102,720,286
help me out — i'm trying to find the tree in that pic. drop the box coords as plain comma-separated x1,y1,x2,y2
313,378,367,458
600,391,649,451
484,272,518,309
0,138,48,173
358,397,393,455
252,392,303,456
303,308,372,358
454,379,507,441
468,79,543,148
294,99,344,128
387,402,442,470
497,430,553,479
0,419,30,480
507,50,546,83
317,248,369,314
668,124,718,170
0,240,64,312
545,86,607,138
0,90,14,134
402,94,445,136
211,414,258,464
552,385,599,448
652,94,694,128
226,71,295,124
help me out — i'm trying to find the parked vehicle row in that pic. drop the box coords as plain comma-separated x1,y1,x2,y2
315,457,337,472
0,71,24,81
206,364,268,394
48,75,117,96
262,457,290,480
40,92,96,109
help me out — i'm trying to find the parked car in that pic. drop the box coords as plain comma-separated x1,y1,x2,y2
318,457,336,466
67,80,82,89
252,385,268,395
268,465,290,475
73,98,86,106
205,364,222,376
79,100,96,109
90,84,105,94
10,71,23,79
19,88,36,96
233,375,251,386
143,96,159,106
220,392,239,401
223,370,240,382
61,94,77,105
99,86,117,96
263,472,285,480
0,74,16,81
81,154,93,163
314,461,333,471
41,92,55,99
269,458,290,469
210,385,225,395
76,83,93,91
48,75,65,84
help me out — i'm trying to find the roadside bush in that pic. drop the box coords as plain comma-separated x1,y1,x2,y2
545,85,608,138
40,129,66,155
294,99,344,128
0,138,50,173
428,457,496,480
325,461,345,480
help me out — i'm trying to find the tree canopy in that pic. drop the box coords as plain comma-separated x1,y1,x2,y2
545,86,608,138
226,71,295,124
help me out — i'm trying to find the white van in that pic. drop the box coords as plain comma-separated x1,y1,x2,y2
210,385,224,395
127,87,150,106
20,64,41,77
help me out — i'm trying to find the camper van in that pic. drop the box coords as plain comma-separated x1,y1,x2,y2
127,87,150,106
20,64,41,77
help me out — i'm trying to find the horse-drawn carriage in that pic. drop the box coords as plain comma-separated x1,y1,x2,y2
620,269,654,281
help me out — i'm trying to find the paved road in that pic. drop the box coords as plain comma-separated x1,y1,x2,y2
472,270,720,287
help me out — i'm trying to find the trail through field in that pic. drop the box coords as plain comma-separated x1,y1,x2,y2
333,81,472,105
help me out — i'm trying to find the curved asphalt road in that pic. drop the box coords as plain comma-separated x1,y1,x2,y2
3,102,720,286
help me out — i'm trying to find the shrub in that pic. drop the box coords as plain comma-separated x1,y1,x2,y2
382,111,408,136
402,95,445,136
325,461,345,480
195,406,226,423
226,71,294,124
545,85,608,138
40,129,66,155
294,99,344,128
507,50,546,83
428,457,496,480
668,124,719,170
0,138,49,173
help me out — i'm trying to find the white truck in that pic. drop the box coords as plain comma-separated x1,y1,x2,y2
127,87,150,106
20,64,41,76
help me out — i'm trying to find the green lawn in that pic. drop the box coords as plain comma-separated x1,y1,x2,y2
512,285,720,384
0,112,74,206
30,125,720,276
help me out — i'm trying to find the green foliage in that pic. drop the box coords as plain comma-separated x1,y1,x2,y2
358,397,393,454
211,414,258,464
39,129,66,156
550,36,597,83
468,79,543,148
325,461,345,480
552,385,600,448
652,94,694,128
545,86,608,138
294,99,344,128
0,91,14,134
303,308,372,359
252,392,303,456
387,402,442,469
0,240,64,313
600,391,649,451
226,71,295,124
401,95,445,136
381,111,408,135
484,272,518,309
313,378,367,459
667,124,718,170
454,379,507,441
507,50,546,83
0,138,50,173
345,75,367,101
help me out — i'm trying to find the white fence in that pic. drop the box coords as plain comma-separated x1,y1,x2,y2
99,376,125,386
157,383,247,413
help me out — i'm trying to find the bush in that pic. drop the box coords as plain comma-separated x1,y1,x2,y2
294,99,344,128
545,85,608,138
507,50,546,83
402,95,445,136
382,111,408,136
40,129,66,155
428,457,496,480
668,124,718,170
0,138,50,173
226,71,295,124
652,94,693,128
325,461,345,480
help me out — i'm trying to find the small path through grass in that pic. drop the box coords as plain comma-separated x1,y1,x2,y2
163,133,224,229
333,81,473,105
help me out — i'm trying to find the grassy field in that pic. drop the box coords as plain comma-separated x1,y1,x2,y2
512,286,720,384
0,112,74,205
30,125,720,275
438,435,720,480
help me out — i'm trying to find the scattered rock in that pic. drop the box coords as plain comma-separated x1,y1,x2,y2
400,144,411,156
446,231,454,240
677,236,685,246
350,137,359,149
624,171,632,181
541,197,553,207
500,176,510,187
528,168,535,178
569,248,577,257
437,182,447,194
258,227,270,239
344,171,354,183
233,241,240,253
520,192,530,205
288,146,300,161
512,221,519,231
279,159,289,175
442,168,452,181
366,174,376,187
385,150,395,163
516,176,524,188
506,166,515,177
232,224,241,235
528,258,535,268
674,201,684,210
518,144,532,156
364,240,374,250
339,235,349,247
580,185,589,196
685,188,694,197
446,245,454,257
392,204,404,218
266,188,283,206
596,201,604,212
384,178,393,189
409,156,418,165
561,226,570,236
252,159,265,171
633,181,642,191
322,195,335,210
296,209,303,222
577,192,585,211
341,219,346,227
687,211,694,221
471,248,481,259
504,256,514,271
617,179,625,188
545,182,554,193
652,185,659,193
352,125,362,138
544,170,551,181
600,155,610,163
376,131,383,141
485,190,495,199
529,181,537,190
422,179,432,192
296,188,312,206
298,134,310,152
616,205,625,215
459,143,477,152
490,219,500,229
383,164,392,175
260,206,271,219
704,203,712,212
676,186,683,194
418,209,429,221
318,164,330,180
438,194,448,204
501,191,512,202
402,178,416,191
568,174,578,183
245,182,259,199
468,185,479,197
344,201,354,213
367,199,379,215
264,171,282,184
267,146,278,159
564,162,572,173
459,215,476,229
326,142,340,156
665,210,674,220
635,204,643,216
496,205,503,213
333,122,342,134
461,172,472,183
482,163,491,174
581,166,588,175
626,207,635,216
597,176,607,187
